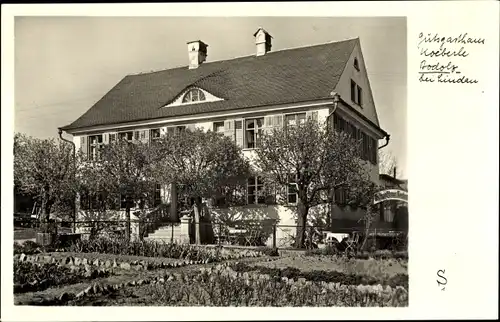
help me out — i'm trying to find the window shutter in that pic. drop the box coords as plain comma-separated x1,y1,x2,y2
103,133,109,145
306,111,318,122
273,115,283,128
263,115,274,134
80,136,88,159
356,129,362,157
224,120,235,141
367,137,372,163
140,130,150,143
362,132,368,160
235,119,244,147
109,132,117,144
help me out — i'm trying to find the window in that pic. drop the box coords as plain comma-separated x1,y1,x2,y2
109,133,117,143
118,131,134,142
154,184,162,207
80,190,105,210
334,187,347,206
213,121,225,133
247,176,266,205
150,128,161,141
350,79,363,106
354,58,360,71
285,113,306,128
88,135,103,161
357,85,363,106
182,88,206,103
287,174,298,204
167,126,186,136
245,118,264,149
351,80,356,102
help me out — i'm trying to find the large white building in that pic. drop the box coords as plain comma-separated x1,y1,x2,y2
60,28,390,246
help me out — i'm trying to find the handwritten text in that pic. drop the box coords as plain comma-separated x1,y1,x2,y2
418,33,485,84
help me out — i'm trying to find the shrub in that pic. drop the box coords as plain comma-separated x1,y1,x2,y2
305,244,341,256
13,241,43,255
229,262,408,289
144,266,408,306
258,247,280,257
65,237,262,262
13,261,111,293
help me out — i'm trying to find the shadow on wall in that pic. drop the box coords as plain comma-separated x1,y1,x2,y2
394,206,408,233
210,205,300,247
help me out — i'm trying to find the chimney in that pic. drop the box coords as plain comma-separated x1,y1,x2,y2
253,27,272,56
393,167,397,179
187,40,208,69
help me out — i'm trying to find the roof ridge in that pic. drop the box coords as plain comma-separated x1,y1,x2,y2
127,37,359,77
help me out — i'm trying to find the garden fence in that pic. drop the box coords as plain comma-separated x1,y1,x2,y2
14,218,408,250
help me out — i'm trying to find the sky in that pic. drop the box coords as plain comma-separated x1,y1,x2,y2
14,16,407,175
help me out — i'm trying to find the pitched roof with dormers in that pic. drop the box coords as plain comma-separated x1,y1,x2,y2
62,38,364,131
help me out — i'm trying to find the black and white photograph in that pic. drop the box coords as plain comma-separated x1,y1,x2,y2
2,2,498,320
11,15,408,307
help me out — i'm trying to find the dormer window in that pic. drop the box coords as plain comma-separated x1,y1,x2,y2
182,88,206,103
354,58,360,71
164,87,224,108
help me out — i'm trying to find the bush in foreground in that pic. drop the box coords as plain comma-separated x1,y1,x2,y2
229,262,408,289
142,266,408,306
14,238,264,262
305,247,408,260
13,261,111,293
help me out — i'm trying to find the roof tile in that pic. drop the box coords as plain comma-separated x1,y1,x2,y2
62,39,358,131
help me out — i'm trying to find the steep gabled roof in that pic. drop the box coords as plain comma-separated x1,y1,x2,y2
61,38,359,131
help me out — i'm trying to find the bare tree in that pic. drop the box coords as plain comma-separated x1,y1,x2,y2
150,128,251,245
378,150,403,178
14,133,76,230
256,119,376,248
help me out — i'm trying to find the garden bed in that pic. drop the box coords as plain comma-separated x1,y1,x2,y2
249,255,407,277
14,261,112,294
64,264,408,307
14,256,280,306
229,262,408,289
13,238,265,263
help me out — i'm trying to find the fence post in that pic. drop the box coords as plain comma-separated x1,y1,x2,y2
272,224,277,249
218,223,222,246
171,223,174,244
306,226,313,249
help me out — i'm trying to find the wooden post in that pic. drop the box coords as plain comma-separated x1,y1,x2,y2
272,224,277,249
218,223,222,246
170,183,178,222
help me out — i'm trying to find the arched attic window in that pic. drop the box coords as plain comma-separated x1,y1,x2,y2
353,58,360,71
182,88,206,103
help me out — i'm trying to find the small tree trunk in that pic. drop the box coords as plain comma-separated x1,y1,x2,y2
40,190,51,223
359,206,374,251
125,201,131,241
294,197,309,249
193,200,201,245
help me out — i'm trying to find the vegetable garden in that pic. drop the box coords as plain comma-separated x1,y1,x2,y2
13,238,408,306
